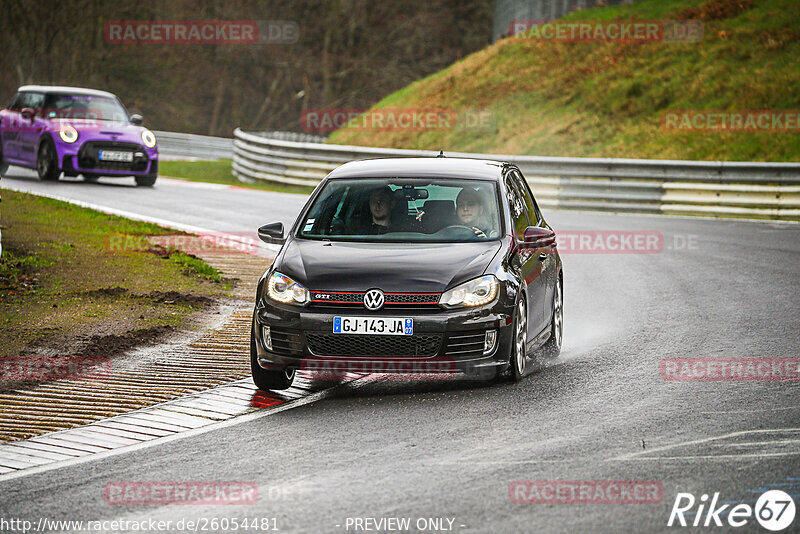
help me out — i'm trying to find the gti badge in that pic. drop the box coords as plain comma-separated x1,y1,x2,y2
363,289,385,311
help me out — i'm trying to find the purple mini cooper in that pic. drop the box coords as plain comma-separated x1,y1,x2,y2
0,85,158,186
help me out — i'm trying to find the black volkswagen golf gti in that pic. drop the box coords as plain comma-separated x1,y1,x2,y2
251,157,563,390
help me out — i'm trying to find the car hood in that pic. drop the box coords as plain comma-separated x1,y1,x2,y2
279,239,503,293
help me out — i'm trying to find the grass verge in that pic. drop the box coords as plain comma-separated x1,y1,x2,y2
0,189,232,391
329,0,800,162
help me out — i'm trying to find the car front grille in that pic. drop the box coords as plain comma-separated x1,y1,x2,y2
78,141,150,172
310,291,441,309
445,332,486,359
305,333,442,357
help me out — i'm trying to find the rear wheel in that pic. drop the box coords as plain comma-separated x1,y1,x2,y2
540,279,563,358
83,173,101,183
250,319,295,390
37,138,60,181
135,173,157,187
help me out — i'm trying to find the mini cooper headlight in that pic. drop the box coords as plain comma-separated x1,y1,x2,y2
141,129,157,148
59,124,78,143
267,271,309,305
439,275,498,308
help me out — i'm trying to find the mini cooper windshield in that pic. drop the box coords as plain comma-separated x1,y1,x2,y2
298,178,503,242
42,93,129,122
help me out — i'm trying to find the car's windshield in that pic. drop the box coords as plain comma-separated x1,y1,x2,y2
298,178,502,242
41,93,129,122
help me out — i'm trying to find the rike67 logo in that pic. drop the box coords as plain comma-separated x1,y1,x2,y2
668,490,796,531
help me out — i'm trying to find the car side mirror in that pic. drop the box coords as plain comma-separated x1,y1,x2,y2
258,222,285,244
130,114,144,125
20,108,35,122
522,226,556,249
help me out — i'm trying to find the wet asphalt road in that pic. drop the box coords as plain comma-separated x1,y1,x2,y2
1,169,799,533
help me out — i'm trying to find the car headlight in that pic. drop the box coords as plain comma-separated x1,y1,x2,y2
141,129,156,148
439,275,498,308
267,271,309,305
59,124,78,143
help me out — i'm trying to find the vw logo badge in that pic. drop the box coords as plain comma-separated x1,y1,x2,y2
363,289,385,311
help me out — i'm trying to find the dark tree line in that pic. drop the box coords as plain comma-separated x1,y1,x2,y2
0,0,493,135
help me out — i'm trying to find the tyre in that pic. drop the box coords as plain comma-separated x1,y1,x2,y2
540,278,563,358
508,297,528,382
0,135,8,177
83,173,101,183
36,138,60,181
135,173,157,187
250,319,295,390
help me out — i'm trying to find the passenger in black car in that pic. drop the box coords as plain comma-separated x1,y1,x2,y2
455,187,489,238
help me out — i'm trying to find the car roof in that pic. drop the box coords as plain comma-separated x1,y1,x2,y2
17,85,117,99
325,157,510,181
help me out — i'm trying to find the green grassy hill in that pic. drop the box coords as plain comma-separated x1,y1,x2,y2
329,0,800,161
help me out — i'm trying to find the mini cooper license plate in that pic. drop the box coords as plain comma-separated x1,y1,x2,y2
333,317,413,336
98,150,134,162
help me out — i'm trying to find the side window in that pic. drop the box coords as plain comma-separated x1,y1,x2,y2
7,93,21,110
514,169,542,225
16,92,45,112
505,172,530,241
27,93,45,117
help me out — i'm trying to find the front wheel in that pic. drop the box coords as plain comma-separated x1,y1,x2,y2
135,173,157,187
250,320,295,390
0,136,8,177
37,138,60,181
508,297,528,382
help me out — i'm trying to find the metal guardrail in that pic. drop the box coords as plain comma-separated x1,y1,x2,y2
154,131,234,160
232,128,800,220
155,130,325,161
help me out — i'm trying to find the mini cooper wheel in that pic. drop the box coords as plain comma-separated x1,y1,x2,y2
0,136,8,177
37,138,60,181
540,279,563,358
250,319,295,390
135,173,157,187
509,297,528,382
83,173,101,183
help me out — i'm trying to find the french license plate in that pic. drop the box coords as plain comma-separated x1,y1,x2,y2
98,150,133,162
333,317,413,336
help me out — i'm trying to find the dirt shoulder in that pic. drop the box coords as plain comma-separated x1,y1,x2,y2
0,189,235,393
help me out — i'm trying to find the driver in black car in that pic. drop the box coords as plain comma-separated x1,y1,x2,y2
330,185,401,235
455,187,489,238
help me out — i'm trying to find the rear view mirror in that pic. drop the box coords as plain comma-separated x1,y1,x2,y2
258,222,285,245
20,108,35,122
522,227,556,248
399,185,429,201
130,114,144,125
